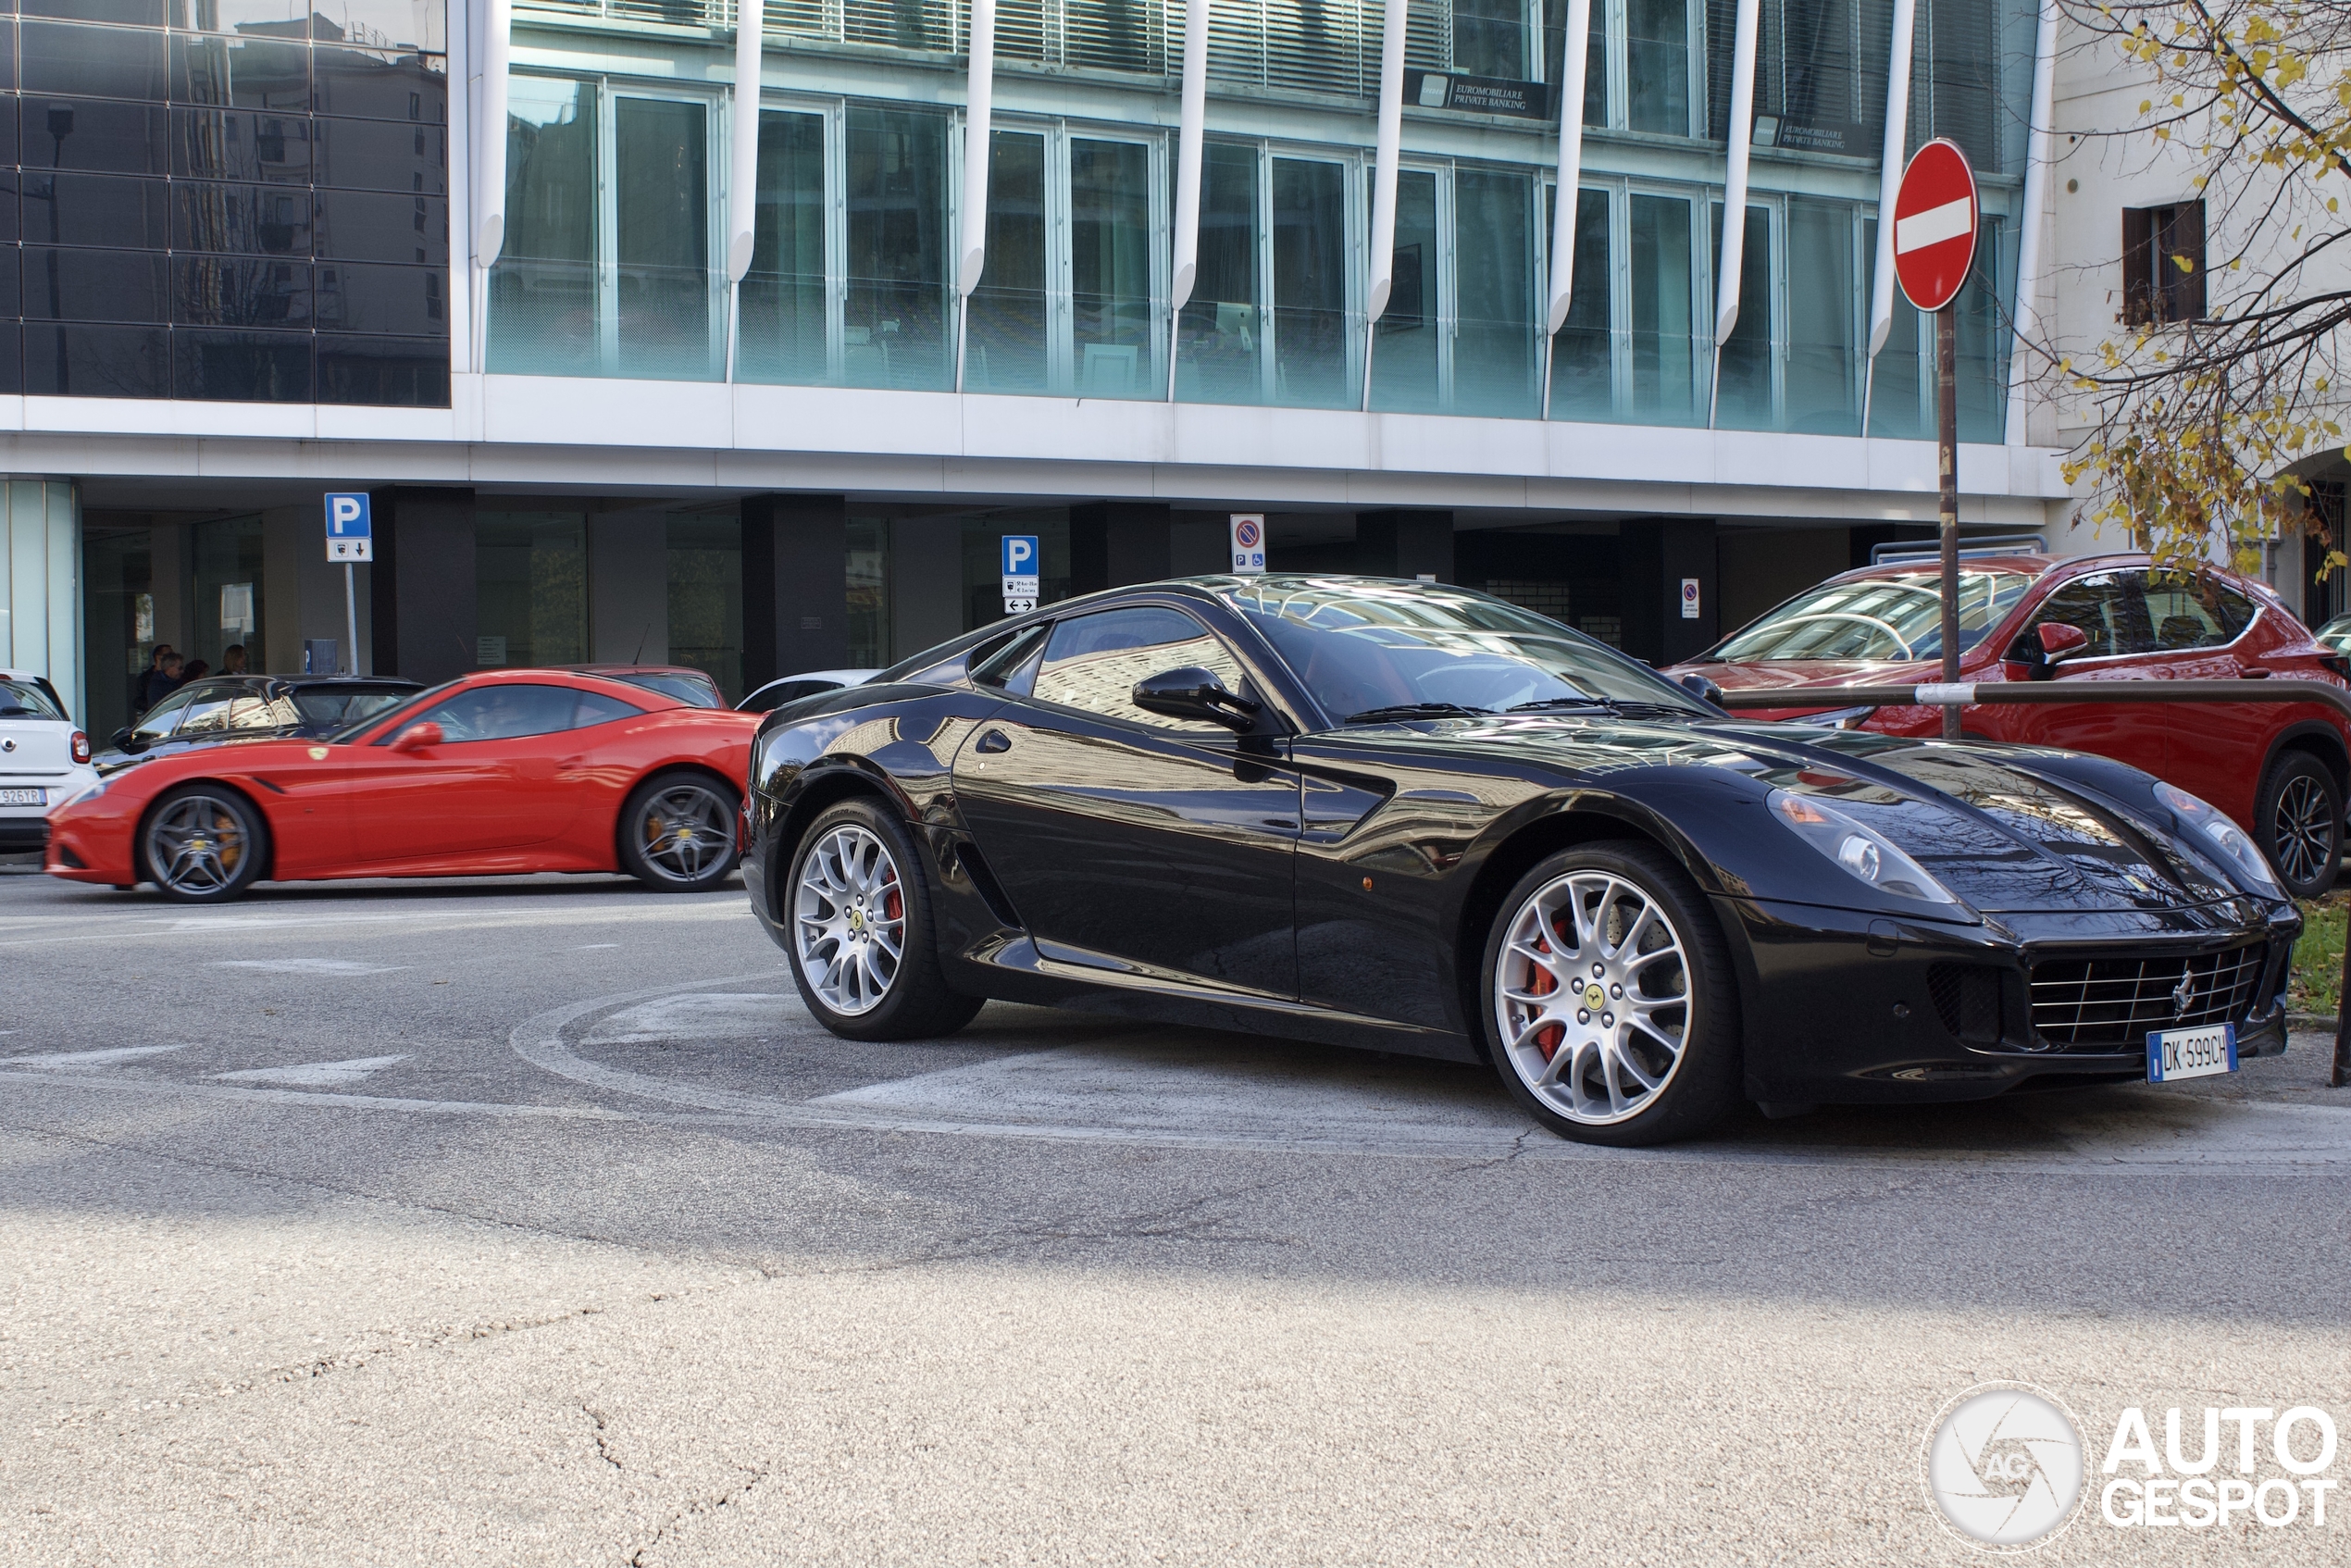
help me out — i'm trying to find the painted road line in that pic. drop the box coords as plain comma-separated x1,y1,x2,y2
1,1044,188,1067
213,959,408,977
214,1055,410,1088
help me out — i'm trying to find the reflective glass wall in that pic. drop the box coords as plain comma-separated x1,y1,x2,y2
0,0,450,403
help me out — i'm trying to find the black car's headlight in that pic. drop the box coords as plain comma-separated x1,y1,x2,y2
2154,781,2282,897
1768,788,1959,906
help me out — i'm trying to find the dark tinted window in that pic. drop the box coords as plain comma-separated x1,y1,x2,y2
1034,607,1250,733
603,670,720,707
740,679,826,713
316,333,448,404
27,98,170,173
398,683,605,744
290,686,411,728
2027,574,2144,660
19,22,171,103
0,678,67,720
2139,573,2252,651
24,324,171,397
20,248,171,322
572,691,640,728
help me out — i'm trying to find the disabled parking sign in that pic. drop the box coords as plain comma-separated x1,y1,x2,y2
1230,514,1266,575
1001,534,1039,614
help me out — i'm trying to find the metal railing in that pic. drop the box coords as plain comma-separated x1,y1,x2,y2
1711,677,2351,1085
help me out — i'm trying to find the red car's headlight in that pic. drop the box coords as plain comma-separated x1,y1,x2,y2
70,729,90,765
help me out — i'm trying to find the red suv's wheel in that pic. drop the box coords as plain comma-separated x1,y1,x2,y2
2257,751,2342,899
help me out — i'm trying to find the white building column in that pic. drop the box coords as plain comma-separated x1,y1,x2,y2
1863,0,1919,429
1167,0,1210,401
1708,0,1761,427
2005,0,2060,445
1362,0,1409,411
1542,0,1594,418
954,0,1000,392
472,0,513,376
0,480,83,723
726,0,767,381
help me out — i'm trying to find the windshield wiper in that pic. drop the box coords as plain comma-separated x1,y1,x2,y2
1343,703,1494,725
1506,697,1705,719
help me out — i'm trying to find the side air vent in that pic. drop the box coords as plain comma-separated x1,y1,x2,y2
955,841,1024,929
1927,964,2005,1047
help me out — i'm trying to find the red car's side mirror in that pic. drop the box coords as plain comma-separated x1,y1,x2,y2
2037,623,2091,660
391,721,443,753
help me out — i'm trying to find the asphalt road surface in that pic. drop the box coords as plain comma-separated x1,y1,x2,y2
4,863,2348,1565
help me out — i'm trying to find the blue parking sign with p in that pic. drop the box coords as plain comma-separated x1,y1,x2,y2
325,492,372,561
1001,534,1036,578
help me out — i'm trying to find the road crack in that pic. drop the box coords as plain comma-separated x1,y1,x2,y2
626,1463,769,1567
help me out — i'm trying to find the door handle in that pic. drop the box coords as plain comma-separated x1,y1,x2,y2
976,729,1012,753
2243,668,2271,678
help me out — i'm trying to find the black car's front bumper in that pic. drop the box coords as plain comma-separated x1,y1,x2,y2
1715,894,2299,1105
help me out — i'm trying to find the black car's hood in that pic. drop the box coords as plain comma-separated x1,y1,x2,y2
1327,713,2253,915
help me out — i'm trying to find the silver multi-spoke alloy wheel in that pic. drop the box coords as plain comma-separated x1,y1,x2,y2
144,792,253,897
793,824,906,1015
2270,771,2334,889
634,781,735,885
1494,870,1693,1125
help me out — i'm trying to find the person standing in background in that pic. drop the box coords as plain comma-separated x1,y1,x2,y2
133,647,179,714
220,645,249,676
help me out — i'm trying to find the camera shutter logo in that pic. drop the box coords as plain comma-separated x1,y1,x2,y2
1924,1383,2086,1549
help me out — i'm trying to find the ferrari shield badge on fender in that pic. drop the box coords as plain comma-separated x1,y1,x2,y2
308,747,330,760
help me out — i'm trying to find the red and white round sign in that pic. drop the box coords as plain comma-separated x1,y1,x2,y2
1892,139,1979,314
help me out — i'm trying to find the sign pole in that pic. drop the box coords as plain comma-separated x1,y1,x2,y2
1936,301,1959,740
343,563,359,675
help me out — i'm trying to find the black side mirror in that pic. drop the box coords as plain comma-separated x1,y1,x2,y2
1676,673,1724,706
1132,666,1263,731
110,728,133,750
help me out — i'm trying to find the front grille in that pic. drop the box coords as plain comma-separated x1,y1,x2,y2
2028,943,2268,1052
1927,964,2005,1046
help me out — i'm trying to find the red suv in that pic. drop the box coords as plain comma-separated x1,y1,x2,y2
1669,551,2351,897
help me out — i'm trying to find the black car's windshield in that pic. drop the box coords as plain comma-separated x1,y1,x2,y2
1710,568,2034,662
1220,578,1711,724
325,680,461,742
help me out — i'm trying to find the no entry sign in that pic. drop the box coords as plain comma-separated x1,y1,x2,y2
1893,139,1979,314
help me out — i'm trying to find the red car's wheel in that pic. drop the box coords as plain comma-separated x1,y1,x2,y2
139,786,268,902
618,772,740,892
2257,751,2342,898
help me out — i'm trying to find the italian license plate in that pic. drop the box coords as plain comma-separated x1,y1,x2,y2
0,788,42,807
2148,1023,2237,1083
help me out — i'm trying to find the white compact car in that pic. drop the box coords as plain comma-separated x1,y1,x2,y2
737,668,881,714
0,669,98,856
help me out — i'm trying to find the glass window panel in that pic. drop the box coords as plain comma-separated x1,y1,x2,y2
1710,201,1772,429
20,21,170,103
1626,0,1690,134
0,328,21,395
614,96,716,380
21,245,170,321
1455,0,1528,78
22,322,170,395
488,75,594,376
0,248,19,322
1956,213,2012,442
0,173,19,245
845,516,889,669
844,105,949,391
316,115,446,194
31,98,171,174
311,44,445,125
1367,168,1437,414
170,180,317,255
1174,141,1257,404
666,516,743,703
0,99,18,168
1785,195,1859,433
188,515,267,672
306,0,447,53
1548,185,1611,418
1628,192,1695,423
315,331,446,404
166,0,307,32
739,107,827,387
173,327,312,400
1069,137,1153,399
29,0,166,24
475,513,588,669
174,256,314,328
171,109,315,183
315,260,442,335
25,171,170,248
1454,168,1536,417
171,35,310,110
1863,217,1931,439
964,128,1047,393
1271,156,1348,409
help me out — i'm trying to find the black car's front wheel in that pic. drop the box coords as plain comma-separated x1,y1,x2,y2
140,786,268,902
783,798,983,1041
2256,751,2342,899
1481,841,1741,1147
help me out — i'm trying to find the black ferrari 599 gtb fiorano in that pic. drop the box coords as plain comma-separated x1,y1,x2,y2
741,576,2299,1146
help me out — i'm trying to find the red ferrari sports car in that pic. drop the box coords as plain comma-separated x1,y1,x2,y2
45,668,757,902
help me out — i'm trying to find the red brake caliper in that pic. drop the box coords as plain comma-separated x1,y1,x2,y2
883,869,902,925
1529,916,1564,1059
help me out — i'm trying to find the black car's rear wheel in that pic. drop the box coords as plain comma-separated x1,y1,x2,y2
2256,751,2341,898
1481,841,1740,1147
141,786,267,902
619,771,740,892
783,798,983,1041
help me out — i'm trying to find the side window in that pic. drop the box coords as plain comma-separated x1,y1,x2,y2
2139,573,2238,652
226,694,300,729
175,689,240,737
573,691,641,728
399,684,593,743
2027,574,2132,660
131,687,198,739
1031,607,1250,733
